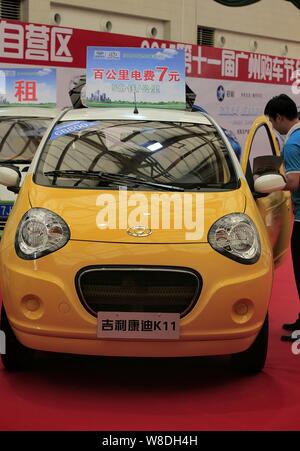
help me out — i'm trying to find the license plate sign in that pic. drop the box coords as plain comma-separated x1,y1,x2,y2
97,312,180,340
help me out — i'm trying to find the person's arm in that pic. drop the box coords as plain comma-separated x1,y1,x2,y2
285,172,300,191
283,142,300,192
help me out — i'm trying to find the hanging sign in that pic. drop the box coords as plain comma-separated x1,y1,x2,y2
86,47,186,109
0,67,56,107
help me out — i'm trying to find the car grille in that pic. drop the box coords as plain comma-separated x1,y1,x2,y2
76,266,202,317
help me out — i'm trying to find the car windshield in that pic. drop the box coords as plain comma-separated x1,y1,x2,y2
35,119,239,191
0,117,52,163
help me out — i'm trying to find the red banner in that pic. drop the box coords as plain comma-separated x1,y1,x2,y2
0,18,299,85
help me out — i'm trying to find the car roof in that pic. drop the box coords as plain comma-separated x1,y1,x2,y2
60,107,212,125
0,107,58,118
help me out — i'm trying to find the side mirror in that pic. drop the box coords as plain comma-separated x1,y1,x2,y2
254,173,286,194
0,166,21,193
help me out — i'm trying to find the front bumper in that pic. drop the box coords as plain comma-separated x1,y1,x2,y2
1,240,273,357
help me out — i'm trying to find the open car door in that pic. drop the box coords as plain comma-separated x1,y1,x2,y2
241,115,292,267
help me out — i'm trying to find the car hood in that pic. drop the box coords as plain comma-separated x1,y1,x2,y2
28,179,246,244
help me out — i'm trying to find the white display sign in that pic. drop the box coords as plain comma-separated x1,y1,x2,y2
86,47,186,109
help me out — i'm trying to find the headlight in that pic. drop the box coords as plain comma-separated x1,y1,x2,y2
15,208,70,260
208,213,260,264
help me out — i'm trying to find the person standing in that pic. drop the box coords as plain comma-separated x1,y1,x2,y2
264,94,300,341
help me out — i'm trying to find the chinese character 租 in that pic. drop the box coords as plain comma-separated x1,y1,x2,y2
15,80,37,102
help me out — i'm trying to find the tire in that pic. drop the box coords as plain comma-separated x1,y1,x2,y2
0,304,34,371
231,313,268,374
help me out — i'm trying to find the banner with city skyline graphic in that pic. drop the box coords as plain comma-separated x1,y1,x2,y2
0,68,56,107
86,47,186,109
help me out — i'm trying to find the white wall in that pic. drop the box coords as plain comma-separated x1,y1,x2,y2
197,0,300,57
23,0,300,57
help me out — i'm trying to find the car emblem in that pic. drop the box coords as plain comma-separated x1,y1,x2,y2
127,225,152,237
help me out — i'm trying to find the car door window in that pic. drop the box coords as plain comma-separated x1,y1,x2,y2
244,124,278,193
248,124,277,176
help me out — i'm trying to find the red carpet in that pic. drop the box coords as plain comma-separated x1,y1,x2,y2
0,253,300,431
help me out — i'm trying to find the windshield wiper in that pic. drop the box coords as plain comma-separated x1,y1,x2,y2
98,172,185,191
44,170,184,192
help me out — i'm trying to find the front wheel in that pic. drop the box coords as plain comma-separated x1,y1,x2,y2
231,314,268,374
0,304,35,371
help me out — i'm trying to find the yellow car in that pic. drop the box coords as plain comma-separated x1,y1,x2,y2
0,109,291,373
